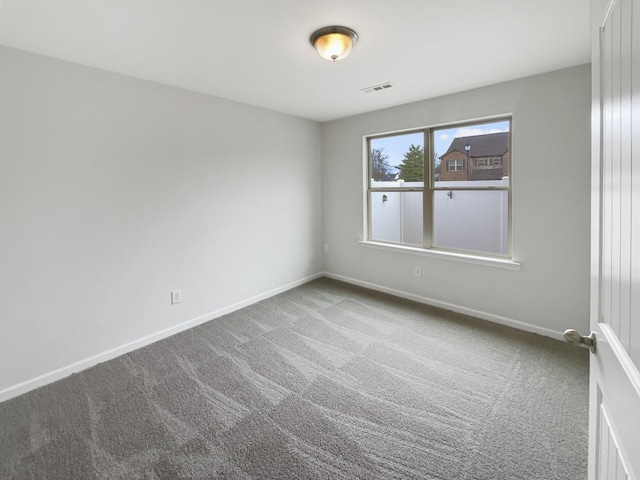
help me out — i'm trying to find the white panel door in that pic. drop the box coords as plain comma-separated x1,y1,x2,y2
589,0,640,478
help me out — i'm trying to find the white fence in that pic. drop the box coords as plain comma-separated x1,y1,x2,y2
370,178,509,255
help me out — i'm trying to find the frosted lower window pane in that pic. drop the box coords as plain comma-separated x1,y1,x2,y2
433,189,508,255
370,191,423,246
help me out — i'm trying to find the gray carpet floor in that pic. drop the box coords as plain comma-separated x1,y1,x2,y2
0,278,589,479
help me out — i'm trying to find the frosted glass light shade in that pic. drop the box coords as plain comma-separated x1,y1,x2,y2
310,26,358,62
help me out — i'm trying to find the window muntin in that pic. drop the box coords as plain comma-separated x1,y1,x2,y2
367,118,511,257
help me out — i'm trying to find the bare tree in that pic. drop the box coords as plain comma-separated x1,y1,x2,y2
370,147,393,180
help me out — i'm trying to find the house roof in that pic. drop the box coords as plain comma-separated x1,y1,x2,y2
440,132,509,159
470,168,505,181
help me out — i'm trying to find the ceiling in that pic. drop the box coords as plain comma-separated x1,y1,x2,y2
0,0,591,122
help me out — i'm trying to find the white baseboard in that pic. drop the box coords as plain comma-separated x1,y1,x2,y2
323,272,565,341
0,273,324,403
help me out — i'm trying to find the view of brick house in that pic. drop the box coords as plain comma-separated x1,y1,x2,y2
438,132,510,181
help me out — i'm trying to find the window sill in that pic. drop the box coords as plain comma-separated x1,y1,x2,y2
358,241,522,270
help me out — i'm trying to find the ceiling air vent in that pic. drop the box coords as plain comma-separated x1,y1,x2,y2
361,82,394,94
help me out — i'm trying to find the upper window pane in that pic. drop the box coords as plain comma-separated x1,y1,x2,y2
434,120,510,183
370,132,424,185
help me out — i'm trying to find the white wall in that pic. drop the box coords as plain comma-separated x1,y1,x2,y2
0,46,323,398
0,48,591,400
321,65,591,337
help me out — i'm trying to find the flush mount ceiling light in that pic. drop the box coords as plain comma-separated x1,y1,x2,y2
310,26,358,62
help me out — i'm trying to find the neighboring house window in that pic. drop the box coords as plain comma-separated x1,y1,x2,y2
448,159,463,171
366,118,511,257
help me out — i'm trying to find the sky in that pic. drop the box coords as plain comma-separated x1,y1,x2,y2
370,120,510,170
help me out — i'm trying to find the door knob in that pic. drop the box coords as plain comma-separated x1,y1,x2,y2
563,329,596,353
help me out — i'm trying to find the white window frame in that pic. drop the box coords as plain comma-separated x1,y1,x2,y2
364,116,514,263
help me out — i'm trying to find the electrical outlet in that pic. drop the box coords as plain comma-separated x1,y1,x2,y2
324,243,329,253
414,266,422,278
171,289,182,305
310,251,316,261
